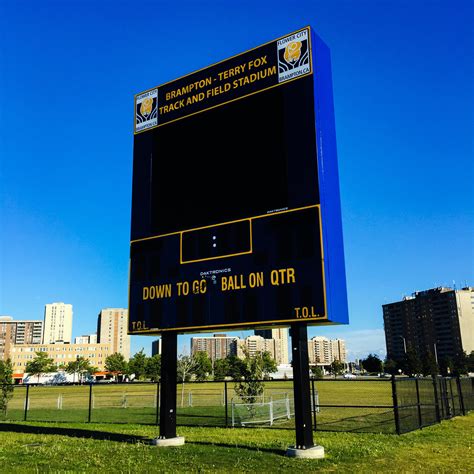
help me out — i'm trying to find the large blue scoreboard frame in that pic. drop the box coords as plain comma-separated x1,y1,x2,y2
128,27,348,334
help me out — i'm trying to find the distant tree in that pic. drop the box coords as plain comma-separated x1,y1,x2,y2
145,354,161,381
452,351,468,376
177,355,197,383
66,356,94,383
261,351,277,378
401,349,422,376
213,358,230,381
233,349,266,405
0,359,14,417
193,351,212,381
105,353,128,380
467,351,474,373
177,355,198,407
439,356,453,377
361,354,383,374
25,352,55,383
329,360,345,378
226,355,246,380
310,365,324,379
128,349,147,380
421,353,439,377
65,357,81,383
383,359,398,375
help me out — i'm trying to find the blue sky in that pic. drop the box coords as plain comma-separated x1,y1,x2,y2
1,0,472,361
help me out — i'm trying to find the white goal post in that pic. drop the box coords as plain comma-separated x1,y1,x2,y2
231,394,293,427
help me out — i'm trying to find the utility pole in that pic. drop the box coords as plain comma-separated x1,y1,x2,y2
398,335,407,354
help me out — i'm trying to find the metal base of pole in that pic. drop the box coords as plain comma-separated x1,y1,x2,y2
286,445,325,459
152,436,185,447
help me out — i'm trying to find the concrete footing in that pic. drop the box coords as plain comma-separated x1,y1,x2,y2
286,445,325,459
152,436,185,447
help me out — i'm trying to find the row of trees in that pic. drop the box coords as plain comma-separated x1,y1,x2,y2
24,352,97,383
308,351,474,379
18,348,278,384
16,348,474,385
310,360,345,379
104,351,162,381
384,350,474,377
359,351,474,377
19,351,162,383
119,349,277,383
0,349,277,412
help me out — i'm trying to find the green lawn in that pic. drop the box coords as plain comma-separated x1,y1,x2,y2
5,380,395,432
0,413,471,472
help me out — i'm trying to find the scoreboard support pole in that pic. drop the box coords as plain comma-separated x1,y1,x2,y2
153,331,185,447
287,324,325,459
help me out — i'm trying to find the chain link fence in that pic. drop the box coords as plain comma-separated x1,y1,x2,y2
1,376,472,434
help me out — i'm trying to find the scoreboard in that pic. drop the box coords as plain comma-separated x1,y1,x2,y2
128,27,348,334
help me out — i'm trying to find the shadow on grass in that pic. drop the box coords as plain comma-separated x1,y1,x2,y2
187,440,284,456
0,423,286,454
0,422,150,444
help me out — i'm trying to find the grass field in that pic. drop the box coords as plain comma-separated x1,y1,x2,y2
3,380,397,432
0,412,471,472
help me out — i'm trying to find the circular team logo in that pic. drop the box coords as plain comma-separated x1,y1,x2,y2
135,89,158,132
284,41,302,64
277,29,310,83
140,97,154,117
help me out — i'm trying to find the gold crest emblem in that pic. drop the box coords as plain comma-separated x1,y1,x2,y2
284,41,302,63
140,97,153,117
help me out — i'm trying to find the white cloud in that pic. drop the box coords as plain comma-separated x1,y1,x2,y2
340,329,387,361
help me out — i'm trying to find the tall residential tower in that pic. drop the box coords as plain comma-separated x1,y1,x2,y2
383,287,473,362
254,327,289,364
191,334,238,362
0,316,43,360
97,308,130,360
307,336,347,365
43,303,73,344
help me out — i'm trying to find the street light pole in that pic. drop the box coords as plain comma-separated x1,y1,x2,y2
433,342,438,365
398,335,407,354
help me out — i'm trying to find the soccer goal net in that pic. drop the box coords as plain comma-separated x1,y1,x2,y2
231,394,293,427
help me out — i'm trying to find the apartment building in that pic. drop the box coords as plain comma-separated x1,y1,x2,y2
254,327,289,364
97,308,130,360
43,302,73,343
383,286,474,362
74,334,98,344
9,341,112,372
152,339,162,356
191,334,238,361
0,316,43,360
308,336,347,364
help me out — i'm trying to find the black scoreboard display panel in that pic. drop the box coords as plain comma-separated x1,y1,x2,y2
129,27,349,334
